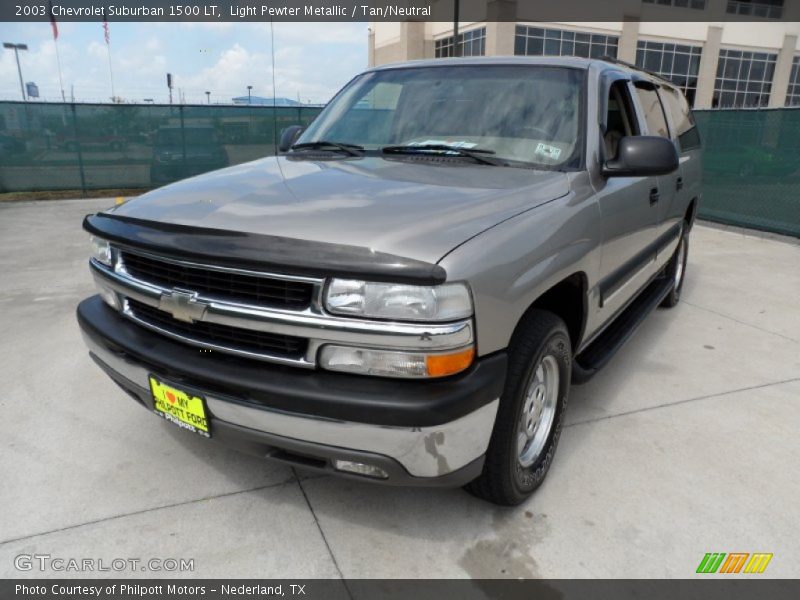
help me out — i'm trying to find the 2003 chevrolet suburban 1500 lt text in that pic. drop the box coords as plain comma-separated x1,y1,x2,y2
77,57,701,505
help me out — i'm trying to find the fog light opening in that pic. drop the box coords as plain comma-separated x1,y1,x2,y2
333,460,389,480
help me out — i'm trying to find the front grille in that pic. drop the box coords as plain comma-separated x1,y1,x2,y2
127,299,308,359
120,251,314,310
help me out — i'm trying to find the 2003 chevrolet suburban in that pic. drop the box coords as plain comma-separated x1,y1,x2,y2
77,57,701,505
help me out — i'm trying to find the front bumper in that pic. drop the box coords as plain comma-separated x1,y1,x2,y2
77,296,506,487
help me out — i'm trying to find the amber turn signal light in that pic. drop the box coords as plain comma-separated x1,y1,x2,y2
425,347,475,377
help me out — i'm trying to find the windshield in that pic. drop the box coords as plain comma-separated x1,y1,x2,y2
297,65,583,168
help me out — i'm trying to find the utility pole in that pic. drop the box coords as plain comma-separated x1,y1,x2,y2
452,0,460,58
3,42,29,101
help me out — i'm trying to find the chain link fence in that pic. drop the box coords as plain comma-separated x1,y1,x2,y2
0,102,798,237
693,108,800,237
0,102,321,193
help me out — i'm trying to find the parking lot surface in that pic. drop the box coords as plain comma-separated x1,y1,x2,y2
1,198,798,578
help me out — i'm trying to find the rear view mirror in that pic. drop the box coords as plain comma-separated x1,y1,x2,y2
278,125,305,153
603,136,679,177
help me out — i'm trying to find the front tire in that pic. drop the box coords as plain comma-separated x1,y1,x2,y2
466,310,571,506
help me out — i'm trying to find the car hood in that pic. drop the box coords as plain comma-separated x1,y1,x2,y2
110,156,570,264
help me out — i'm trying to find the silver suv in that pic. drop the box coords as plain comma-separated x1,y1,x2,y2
78,57,701,505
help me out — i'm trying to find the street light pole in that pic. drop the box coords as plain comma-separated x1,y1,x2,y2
3,42,29,101
205,91,211,104
247,85,253,104
452,0,460,58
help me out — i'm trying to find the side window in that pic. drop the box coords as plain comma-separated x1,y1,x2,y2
658,86,702,152
604,81,639,159
634,84,670,139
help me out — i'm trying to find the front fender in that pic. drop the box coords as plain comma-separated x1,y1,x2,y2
439,187,602,357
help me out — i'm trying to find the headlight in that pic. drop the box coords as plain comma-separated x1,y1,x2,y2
324,279,472,322
319,345,474,379
90,236,112,266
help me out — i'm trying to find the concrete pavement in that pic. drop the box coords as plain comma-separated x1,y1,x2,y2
0,198,798,579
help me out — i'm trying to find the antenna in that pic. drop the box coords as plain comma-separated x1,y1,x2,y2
270,18,278,154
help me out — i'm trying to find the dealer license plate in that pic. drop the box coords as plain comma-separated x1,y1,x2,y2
149,376,210,438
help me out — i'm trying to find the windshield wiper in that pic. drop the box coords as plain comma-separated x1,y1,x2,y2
291,141,365,156
381,144,505,166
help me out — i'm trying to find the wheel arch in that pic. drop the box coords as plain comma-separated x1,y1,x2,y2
511,272,588,354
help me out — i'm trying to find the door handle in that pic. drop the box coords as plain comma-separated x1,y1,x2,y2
676,177,684,191
649,188,660,205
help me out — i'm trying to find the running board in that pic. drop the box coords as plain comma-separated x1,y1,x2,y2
572,275,674,384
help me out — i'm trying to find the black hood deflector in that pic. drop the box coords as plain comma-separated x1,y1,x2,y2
83,212,447,285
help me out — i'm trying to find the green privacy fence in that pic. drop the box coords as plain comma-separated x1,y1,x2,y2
0,102,798,237
0,102,322,193
693,108,800,237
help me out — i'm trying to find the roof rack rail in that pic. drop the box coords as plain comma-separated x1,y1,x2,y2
597,55,672,86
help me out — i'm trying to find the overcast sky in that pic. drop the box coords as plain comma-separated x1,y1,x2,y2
0,22,368,104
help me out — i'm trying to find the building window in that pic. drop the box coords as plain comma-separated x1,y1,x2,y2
713,49,777,108
514,26,618,59
636,40,703,106
726,0,783,19
642,0,707,9
434,27,486,58
786,56,800,106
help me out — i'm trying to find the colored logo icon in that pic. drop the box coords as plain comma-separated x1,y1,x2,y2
697,553,773,574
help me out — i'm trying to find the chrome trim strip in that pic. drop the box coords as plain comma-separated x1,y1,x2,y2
122,301,314,368
91,261,474,354
83,331,497,477
202,301,474,349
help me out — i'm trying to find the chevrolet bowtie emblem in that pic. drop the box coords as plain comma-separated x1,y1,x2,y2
158,289,208,323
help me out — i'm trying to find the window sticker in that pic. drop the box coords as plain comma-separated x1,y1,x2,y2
534,143,562,160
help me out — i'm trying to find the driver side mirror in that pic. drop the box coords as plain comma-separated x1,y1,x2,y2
278,125,305,153
603,136,679,177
